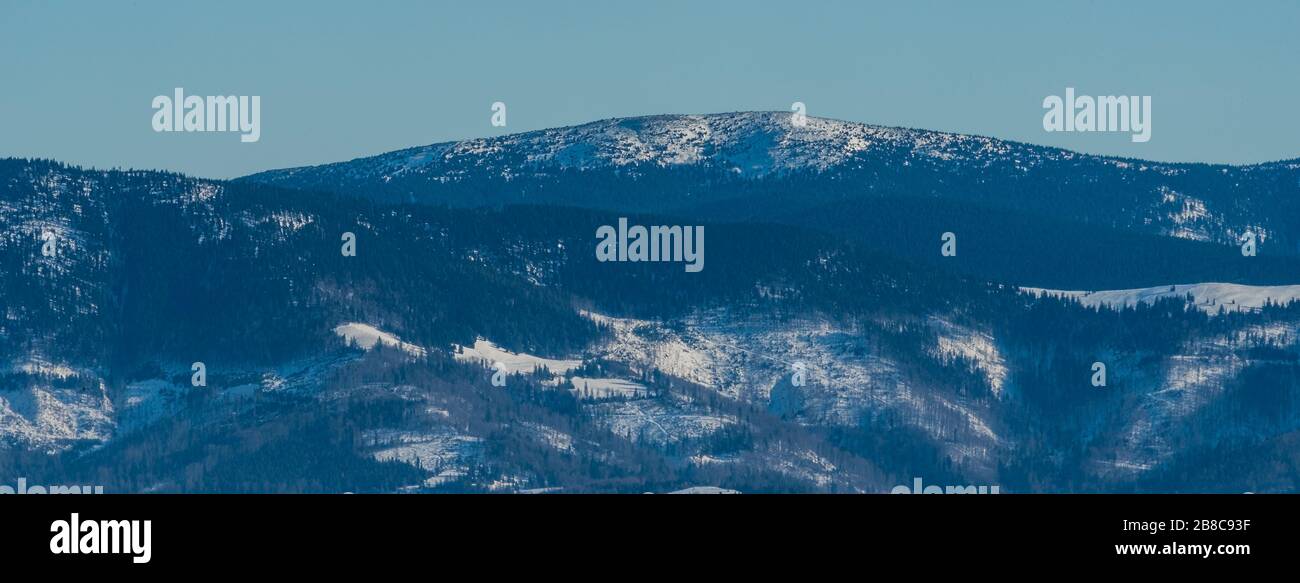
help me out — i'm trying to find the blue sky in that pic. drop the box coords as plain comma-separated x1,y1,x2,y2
1,0,1295,178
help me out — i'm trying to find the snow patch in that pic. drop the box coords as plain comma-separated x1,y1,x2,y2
333,323,426,357
1023,283,1300,314
930,320,1008,397
453,339,580,375
568,377,648,399
0,384,114,451
669,486,740,494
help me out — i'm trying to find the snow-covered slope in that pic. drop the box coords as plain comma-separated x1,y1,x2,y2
0,377,113,452
453,338,580,375
246,111,1300,185
249,111,1026,182
242,112,1300,256
582,310,1002,469
1023,283,1300,314
669,486,741,494
334,323,427,357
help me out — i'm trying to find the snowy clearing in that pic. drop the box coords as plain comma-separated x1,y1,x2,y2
1023,283,1300,314
453,339,580,375
333,323,426,357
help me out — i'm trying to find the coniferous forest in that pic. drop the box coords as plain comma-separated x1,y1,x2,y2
3,117,1299,494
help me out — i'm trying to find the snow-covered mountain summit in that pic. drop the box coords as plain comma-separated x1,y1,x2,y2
246,111,1037,184
249,110,1300,186
243,112,1300,256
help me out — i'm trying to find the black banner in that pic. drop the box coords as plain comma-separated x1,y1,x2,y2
1,493,1287,573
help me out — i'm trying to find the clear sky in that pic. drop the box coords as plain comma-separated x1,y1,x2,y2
1,0,1295,178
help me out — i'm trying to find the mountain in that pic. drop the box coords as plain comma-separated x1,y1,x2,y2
241,112,1300,289
1,158,976,491
4,110,1300,493
243,111,1300,251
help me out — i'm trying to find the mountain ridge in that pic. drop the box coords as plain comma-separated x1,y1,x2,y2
235,111,1300,290
244,111,1300,181
239,112,1300,253
4,155,1300,493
